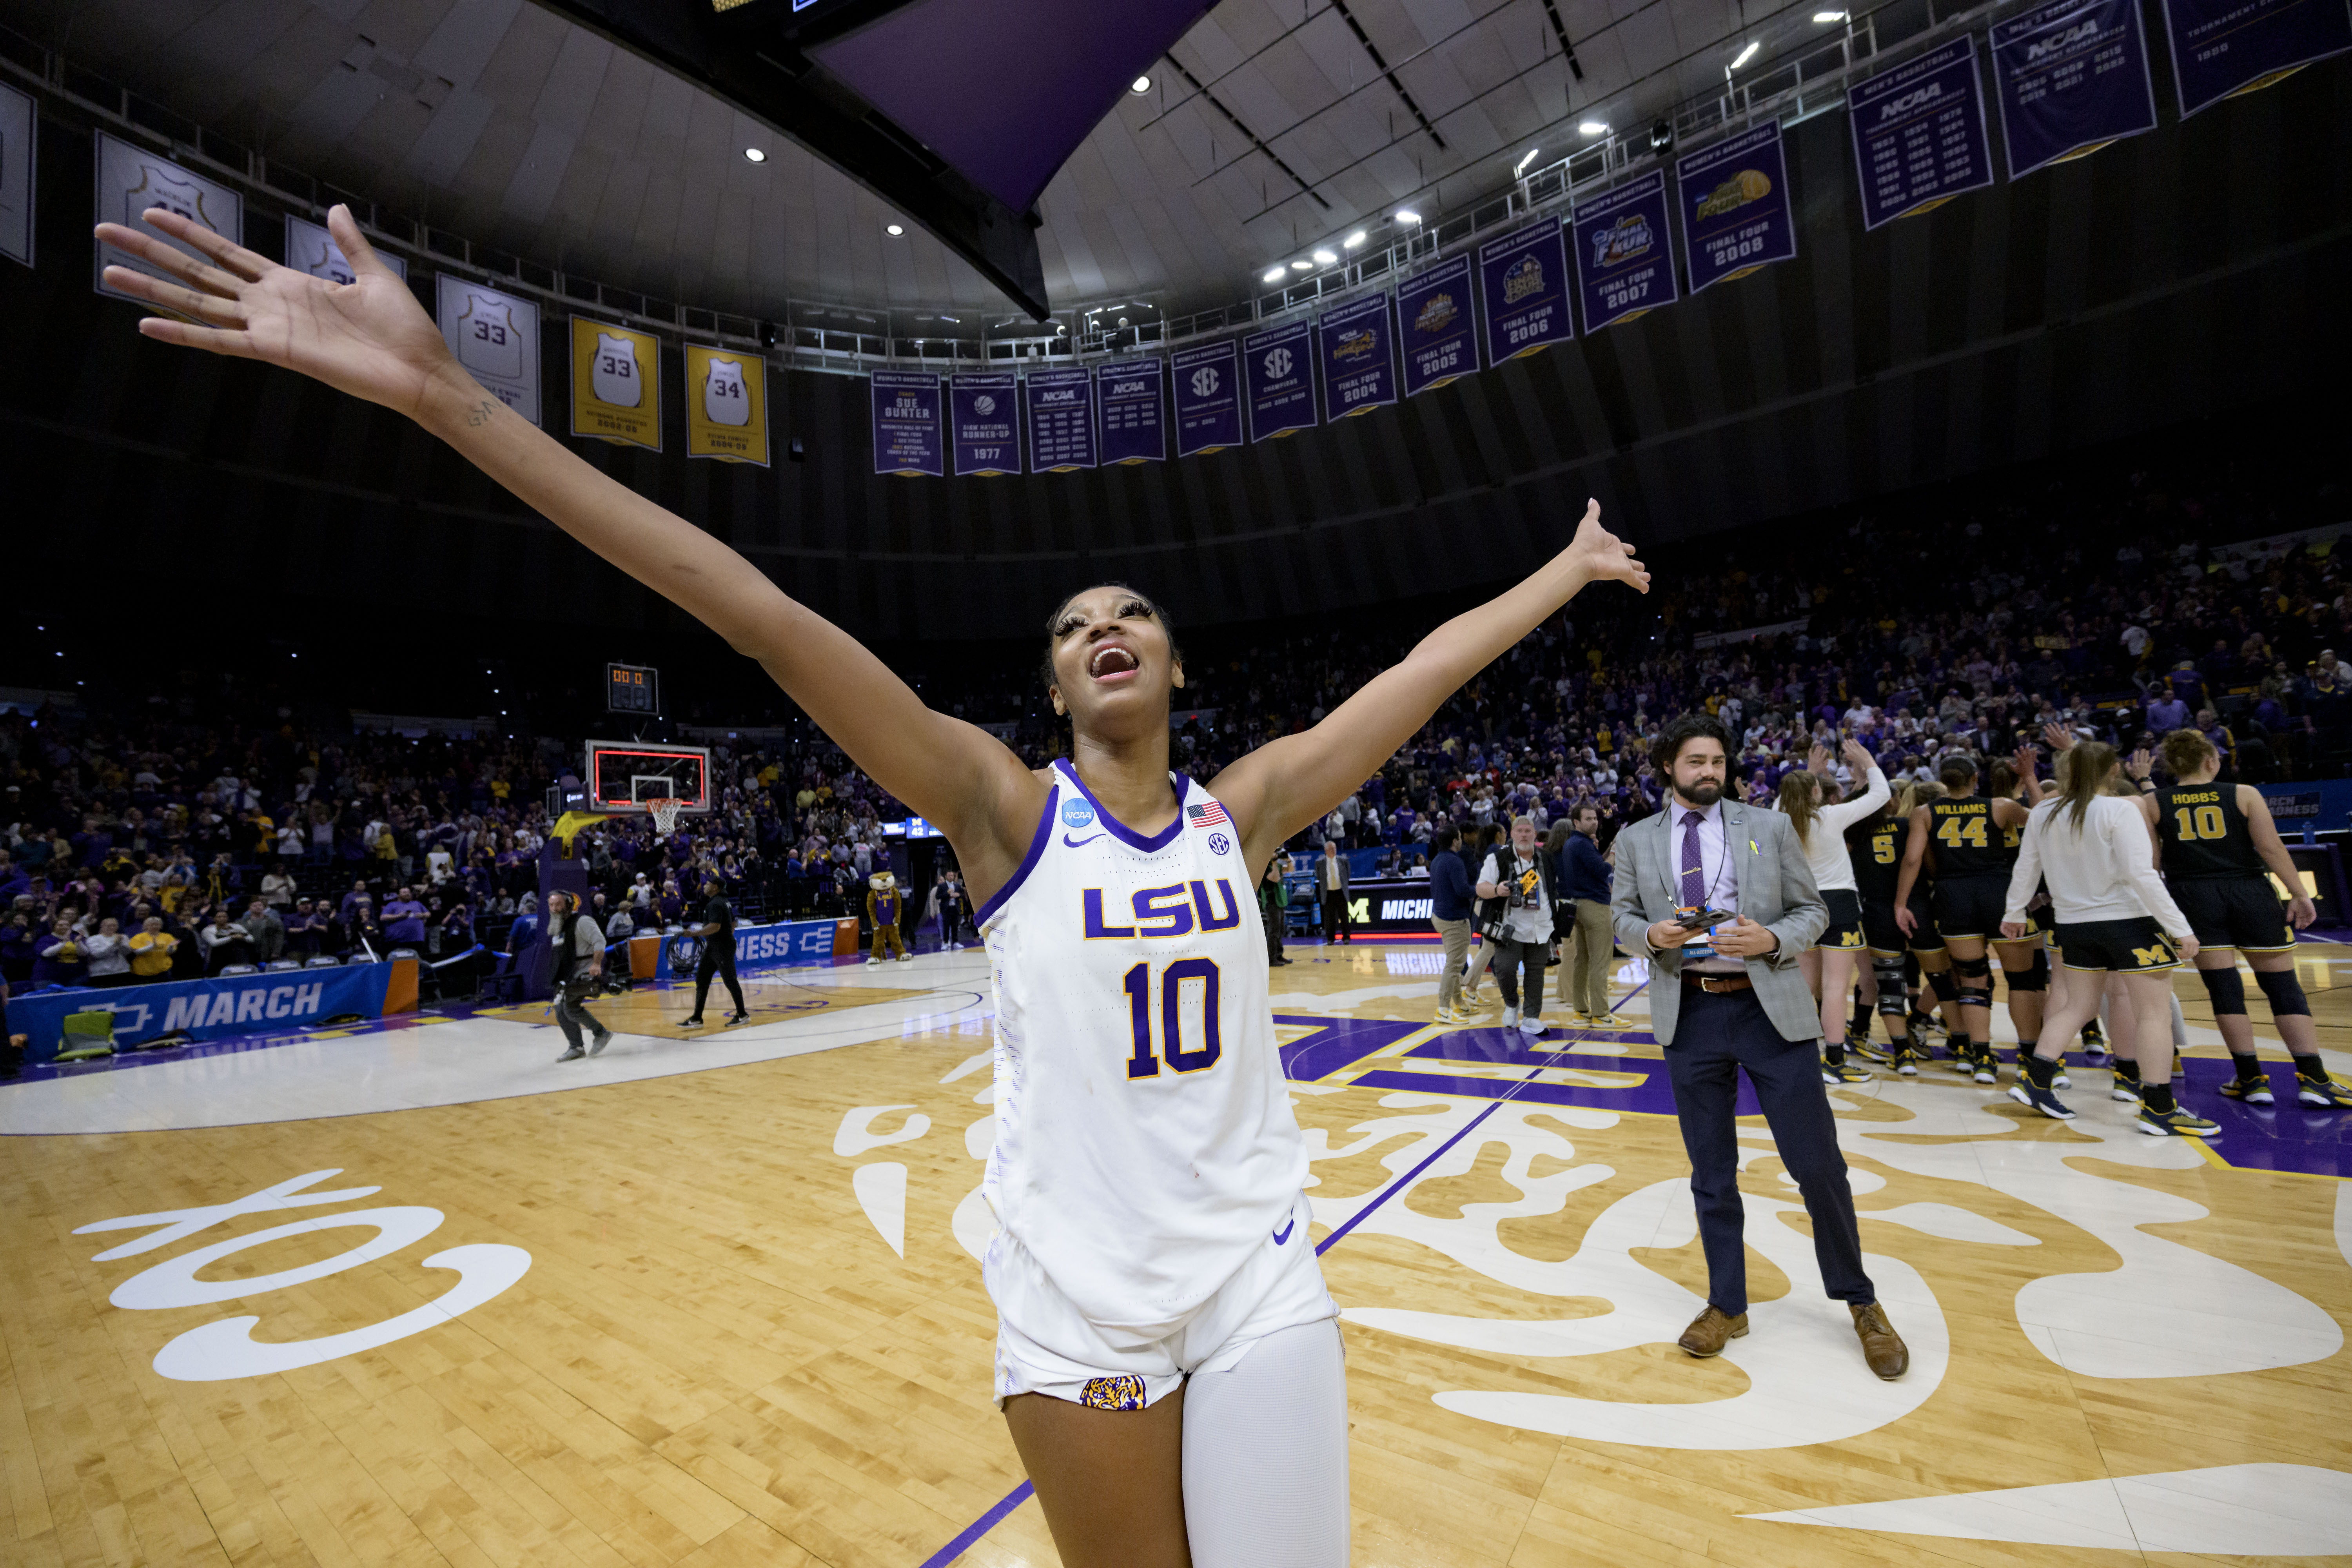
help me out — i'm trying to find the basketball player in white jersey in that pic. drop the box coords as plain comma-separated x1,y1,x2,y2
94,203,1651,1568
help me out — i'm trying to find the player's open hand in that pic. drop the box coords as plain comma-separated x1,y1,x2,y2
1565,500,1650,594
93,204,461,421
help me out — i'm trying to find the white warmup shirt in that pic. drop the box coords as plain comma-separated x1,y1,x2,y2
1786,766,1890,892
2004,794,2190,939
981,760,1303,1338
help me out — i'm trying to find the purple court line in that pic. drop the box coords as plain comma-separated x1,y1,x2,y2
916,976,1650,1564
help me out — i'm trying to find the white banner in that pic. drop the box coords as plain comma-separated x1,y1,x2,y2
2207,522,2350,566
284,214,404,284
0,82,32,267
436,274,541,425
93,132,243,303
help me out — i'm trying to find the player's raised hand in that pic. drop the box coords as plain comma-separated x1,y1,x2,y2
93,204,459,420
1564,499,1650,593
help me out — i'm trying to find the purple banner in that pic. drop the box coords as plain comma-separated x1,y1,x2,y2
950,372,1021,477
2160,0,2352,116
1477,214,1574,363
1243,320,1318,442
1848,38,1998,230
1024,367,1097,471
1172,339,1242,457
1317,293,1396,418
1097,358,1166,465
1992,0,2160,176
1396,255,1479,396
1675,122,1798,295
870,370,943,477
1572,170,1680,334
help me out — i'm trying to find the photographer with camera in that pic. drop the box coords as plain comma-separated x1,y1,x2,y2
548,891,615,1062
1475,816,1555,1038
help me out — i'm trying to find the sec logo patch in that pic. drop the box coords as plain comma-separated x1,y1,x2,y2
1061,799,1097,829
1208,833,1232,857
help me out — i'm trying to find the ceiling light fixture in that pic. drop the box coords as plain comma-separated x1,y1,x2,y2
1131,74,1153,94
1290,258,1313,270
1312,249,1338,265
885,223,905,236
1343,230,1368,248
1513,145,1540,176
743,147,767,163
1395,208,1421,224
1263,267,1287,283
1578,120,1609,136
1813,9,1847,19
1731,40,1760,67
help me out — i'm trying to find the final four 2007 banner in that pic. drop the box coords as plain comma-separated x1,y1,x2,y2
1572,170,1679,333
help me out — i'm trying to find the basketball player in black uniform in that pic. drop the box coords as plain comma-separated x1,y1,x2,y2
1847,791,1922,1074
681,875,750,1029
1895,755,2043,1084
2154,731,2352,1107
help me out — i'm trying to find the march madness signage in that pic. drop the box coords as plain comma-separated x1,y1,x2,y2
13,961,409,1058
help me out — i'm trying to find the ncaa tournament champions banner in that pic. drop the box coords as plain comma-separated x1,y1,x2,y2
1675,122,1797,293
2160,0,2352,114
1243,320,1319,441
1396,254,1479,395
283,214,406,283
1571,170,1679,332
0,83,34,267
1172,339,1242,456
950,372,1022,476
1317,293,1396,417
1097,358,1166,463
1477,214,1574,362
570,317,662,451
685,345,768,465
93,133,243,304
437,277,541,425
1024,367,1097,471
870,369,944,476
1847,38,1997,229
1991,0,2160,176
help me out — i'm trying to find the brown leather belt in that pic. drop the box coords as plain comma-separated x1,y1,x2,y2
1682,972,1754,993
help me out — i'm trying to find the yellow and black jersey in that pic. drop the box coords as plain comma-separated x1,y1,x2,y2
2155,785,2263,880
1926,796,2012,880
1848,815,1904,905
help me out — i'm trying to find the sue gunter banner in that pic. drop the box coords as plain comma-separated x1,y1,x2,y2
1572,169,1679,333
870,370,944,476
1675,122,1797,294
1847,37,1997,229
284,214,407,283
570,317,662,451
1477,214,1575,362
1990,0,2160,177
686,346,768,465
437,276,541,425
0,83,34,267
94,132,243,303
2160,0,2352,115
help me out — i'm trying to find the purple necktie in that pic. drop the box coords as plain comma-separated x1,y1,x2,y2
1680,809,1706,907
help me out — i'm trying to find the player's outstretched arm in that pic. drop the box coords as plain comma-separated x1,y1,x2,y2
1210,501,1646,859
94,205,1038,872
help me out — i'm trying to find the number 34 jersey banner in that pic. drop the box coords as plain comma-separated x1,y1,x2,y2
686,345,768,465
437,276,541,426
571,317,662,451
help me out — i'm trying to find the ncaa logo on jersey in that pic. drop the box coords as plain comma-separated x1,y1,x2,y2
1062,799,1096,829
1208,833,1231,857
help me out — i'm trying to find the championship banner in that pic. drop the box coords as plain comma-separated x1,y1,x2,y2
870,369,944,476
1477,214,1574,363
950,372,1022,476
1847,38,1997,230
283,214,406,283
1024,367,1097,471
437,276,541,425
686,345,768,465
93,132,243,304
1396,254,1479,396
1172,339,1242,457
1097,358,1167,464
1991,0,2160,176
1675,121,1797,294
1571,169,1679,333
570,316,662,451
1317,293,1396,418
0,83,33,268
1243,320,1318,442
2160,0,2352,115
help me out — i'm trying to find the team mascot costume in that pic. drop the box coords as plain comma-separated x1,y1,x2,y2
867,871,911,963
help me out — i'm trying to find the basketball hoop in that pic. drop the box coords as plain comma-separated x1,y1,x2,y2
646,798,687,837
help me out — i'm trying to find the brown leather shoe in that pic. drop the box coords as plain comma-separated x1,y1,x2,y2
1677,1304,1749,1357
1851,1302,1909,1379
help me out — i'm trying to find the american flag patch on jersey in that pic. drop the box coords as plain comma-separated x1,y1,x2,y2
1187,800,1229,828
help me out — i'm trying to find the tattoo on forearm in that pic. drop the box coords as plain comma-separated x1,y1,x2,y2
465,400,499,427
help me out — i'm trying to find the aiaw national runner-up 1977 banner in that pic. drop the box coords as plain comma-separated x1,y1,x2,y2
950,372,1021,476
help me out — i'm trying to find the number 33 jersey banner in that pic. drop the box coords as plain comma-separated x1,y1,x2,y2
570,317,662,451
93,132,243,304
686,345,768,465
437,277,541,426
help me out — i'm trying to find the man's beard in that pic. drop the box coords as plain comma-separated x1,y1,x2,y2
1678,779,1724,807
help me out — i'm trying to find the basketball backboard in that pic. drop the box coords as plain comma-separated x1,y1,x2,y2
585,740,711,815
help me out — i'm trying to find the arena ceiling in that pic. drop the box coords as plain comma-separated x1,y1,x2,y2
9,0,1784,320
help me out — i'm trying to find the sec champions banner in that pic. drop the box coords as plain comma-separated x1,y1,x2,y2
1676,122,1797,294
1477,214,1574,363
1396,255,1479,396
570,317,662,451
1572,170,1679,333
2161,0,2352,115
1318,293,1396,417
1848,38,1997,229
1991,0,2160,176
1243,320,1319,442
870,369,944,476
283,214,406,284
1098,358,1166,464
686,345,768,464
950,372,1022,476
437,276,541,425
1025,367,1097,471
0,82,34,267
1172,339,1242,457
94,132,243,305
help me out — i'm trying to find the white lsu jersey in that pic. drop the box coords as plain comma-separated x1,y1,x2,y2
981,760,1306,1341
592,332,642,407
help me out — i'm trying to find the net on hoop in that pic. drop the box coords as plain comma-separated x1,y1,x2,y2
646,797,687,837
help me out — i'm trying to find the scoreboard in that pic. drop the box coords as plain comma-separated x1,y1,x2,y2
606,662,659,715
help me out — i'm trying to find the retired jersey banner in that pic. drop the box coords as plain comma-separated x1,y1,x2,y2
1097,358,1166,464
570,317,662,451
1243,320,1319,442
870,369,944,476
1477,214,1574,363
437,276,541,425
686,345,768,465
1172,339,1242,457
1991,0,2160,176
1848,38,1997,230
1317,293,1396,417
1675,122,1796,294
0,83,33,267
1572,170,1680,333
2161,0,2352,115
1024,367,1097,471
950,372,1021,476
94,132,243,304
1396,254,1479,396
284,214,406,283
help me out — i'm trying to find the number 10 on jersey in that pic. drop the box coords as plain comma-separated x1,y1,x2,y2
1122,959,1223,1078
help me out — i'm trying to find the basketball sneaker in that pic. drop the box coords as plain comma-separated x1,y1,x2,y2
724,1010,750,1027
1590,1012,1634,1029
2296,1071,2352,1108
1824,1056,1873,1085
1434,1006,1461,1026
2007,1081,2076,1121
2079,1018,2108,1061
1502,1006,1521,1029
2047,1050,2071,1089
1851,1037,1896,1066
1972,1046,1999,1085
2137,1103,2221,1138
2220,1074,2274,1105
556,1044,585,1062
1893,1046,1922,1077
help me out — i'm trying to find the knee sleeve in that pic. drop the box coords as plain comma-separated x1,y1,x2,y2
1183,1320,1350,1568
2198,965,2249,1017
2255,966,2313,1017
2004,951,2047,994
1953,953,1993,981
1873,956,1909,1014
1926,970,1959,1003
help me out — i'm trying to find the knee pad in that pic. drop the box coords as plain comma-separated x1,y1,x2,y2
1953,953,1993,981
2004,953,2047,994
2197,965,2249,1017
1873,956,1909,1013
1957,986,1994,1011
2255,966,2313,1017
1927,971,1960,1003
